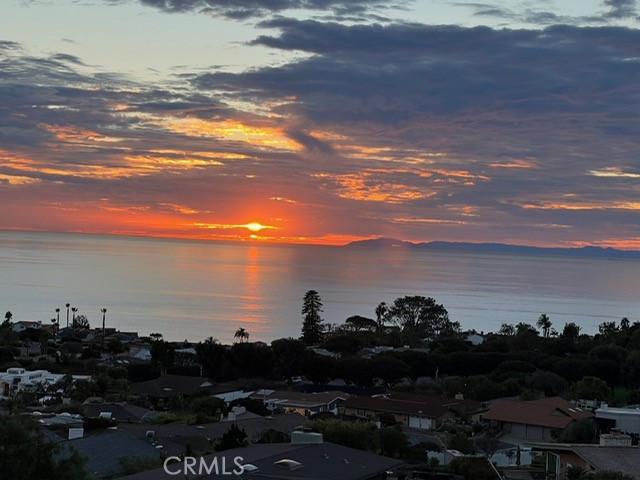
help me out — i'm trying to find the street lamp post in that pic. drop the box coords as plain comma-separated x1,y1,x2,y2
65,303,70,328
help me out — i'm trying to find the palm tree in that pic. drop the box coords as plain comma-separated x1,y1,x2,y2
234,327,249,343
375,302,388,332
537,314,552,338
55,308,60,328
100,308,107,350
65,303,70,328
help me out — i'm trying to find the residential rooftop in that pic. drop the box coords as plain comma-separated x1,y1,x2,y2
250,389,348,409
61,429,162,479
529,442,640,480
120,412,308,457
116,441,404,480
483,397,593,430
344,392,483,419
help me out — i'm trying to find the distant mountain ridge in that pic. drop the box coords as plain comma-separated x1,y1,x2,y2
345,238,640,259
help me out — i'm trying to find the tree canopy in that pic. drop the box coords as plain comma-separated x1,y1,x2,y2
344,315,377,332
0,415,88,480
385,296,460,343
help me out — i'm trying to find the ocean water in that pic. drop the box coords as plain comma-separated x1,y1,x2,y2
1,230,639,343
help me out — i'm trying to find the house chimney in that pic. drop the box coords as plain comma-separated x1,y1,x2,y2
600,429,632,447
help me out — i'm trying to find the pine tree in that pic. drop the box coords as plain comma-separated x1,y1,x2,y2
301,290,324,345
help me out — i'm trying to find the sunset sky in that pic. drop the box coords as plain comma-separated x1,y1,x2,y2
1,0,640,246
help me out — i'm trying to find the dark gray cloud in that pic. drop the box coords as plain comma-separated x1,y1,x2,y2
250,19,535,53
49,53,90,66
0,40,22,51
604,0,637,18
107,0,393,19
451,2,517,19
453,0,639,25
285,129,334,153
206,20,640,124
450,2,576,25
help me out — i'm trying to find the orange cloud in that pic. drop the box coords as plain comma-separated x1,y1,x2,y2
589,167,640,178
149,149,249,160
515,199,640,211
270,197,298,204
0,146,230,182
489,159,536,169
122,154,223,173
38,123,124,144
314,172,432,203
431,169,490,182
0,174,39,186
337,144,445,164
392,217,470,225
153,117,302,151
598,237,640,249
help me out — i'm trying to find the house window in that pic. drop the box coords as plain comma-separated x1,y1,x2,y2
357,409,365,416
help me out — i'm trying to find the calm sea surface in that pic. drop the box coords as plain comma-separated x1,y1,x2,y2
1,231,639,343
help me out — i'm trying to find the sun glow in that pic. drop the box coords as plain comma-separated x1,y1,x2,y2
246,222,267,232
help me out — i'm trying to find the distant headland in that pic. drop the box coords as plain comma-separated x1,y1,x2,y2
345,237,640,259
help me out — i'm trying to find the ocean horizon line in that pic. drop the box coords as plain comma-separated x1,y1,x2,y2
2,228,640,257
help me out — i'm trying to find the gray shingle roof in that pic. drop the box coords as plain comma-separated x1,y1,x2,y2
116,442,404,480
64,430,161,478
131,374,218,398
82,402,155,423
573,446,640,479
120,413,308,456
250,390,348,409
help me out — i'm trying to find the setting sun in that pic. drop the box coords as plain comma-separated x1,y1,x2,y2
246,222,266,232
